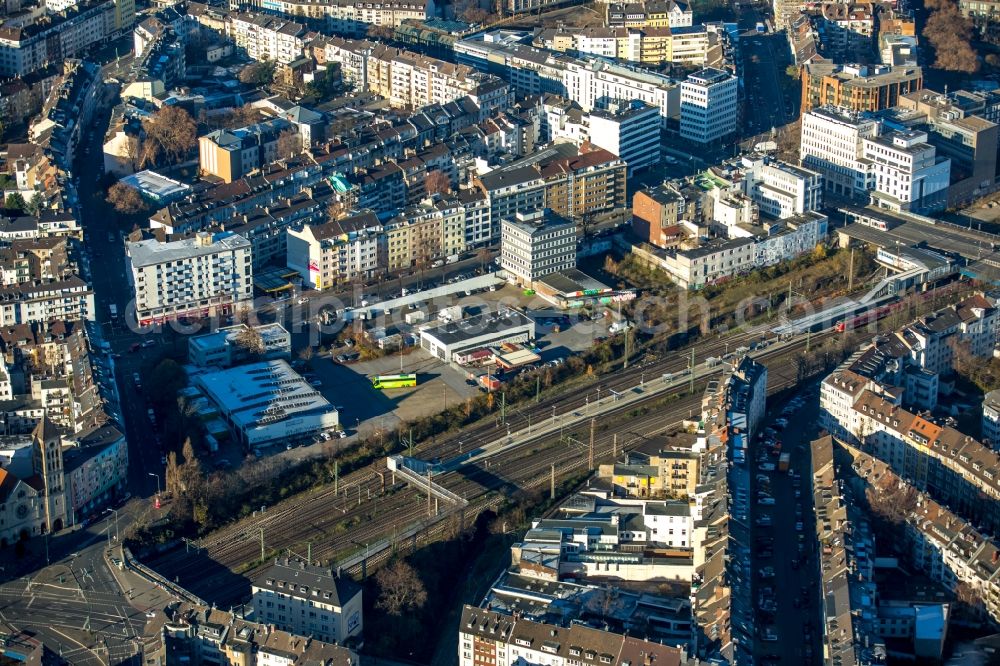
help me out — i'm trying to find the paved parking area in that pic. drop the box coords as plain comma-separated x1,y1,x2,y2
308,349,481,436
263,277,626,461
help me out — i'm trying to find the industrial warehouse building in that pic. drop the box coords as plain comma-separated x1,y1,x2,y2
196,360,339,449
420,309,535,362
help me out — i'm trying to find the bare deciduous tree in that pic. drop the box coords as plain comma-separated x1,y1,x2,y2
141,106,198,166
106,182,148,215
424,169,451,196
375,560,428,616
924,0,980,72
238,61,277,86
231,325,266,357
366,23,395,40
276,129,303,159
327,200,346,221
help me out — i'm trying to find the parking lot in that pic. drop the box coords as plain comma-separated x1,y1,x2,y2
308,349,481,437
265,279,624,462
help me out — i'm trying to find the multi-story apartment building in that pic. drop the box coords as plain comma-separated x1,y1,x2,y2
540,94,659,172
606,0,694,28
230,0,426,35
846,441,1000,625
458,606,687,666
542,147,628,220
862,128,951,214
959,0,1000,24
318,36,511,113
816,2,876,60
563,58,681,124
458,188,492,248
500,210,577,287
63,425,128,525
631,183,688,249
125,231,253,326
226,11,307,63
679,67,738,144
212,190,327,268
740,157,823,219
800,62,923,114
156,603,359,666
476,143,627,228
822,377,1000,535
696,356,765,664
534,23,718,67
384,197,467,270
0,276,95,326
820,296,998,432
150,162,332,234
455,33,683,124
198,118,293,183
251,558,362,645
286,210,386,289
984,389,1000,449
800,105,879,197
0,0,136,77
810,435,883,664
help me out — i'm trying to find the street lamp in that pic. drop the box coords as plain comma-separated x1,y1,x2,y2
148,472,161,505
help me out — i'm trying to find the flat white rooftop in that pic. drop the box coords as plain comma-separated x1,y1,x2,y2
121,169,191,202
196,359,336,432
127,231,250,268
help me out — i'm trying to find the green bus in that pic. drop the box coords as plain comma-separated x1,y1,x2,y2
371,373,417,389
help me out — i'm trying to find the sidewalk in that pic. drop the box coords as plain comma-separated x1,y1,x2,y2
103,544,177,613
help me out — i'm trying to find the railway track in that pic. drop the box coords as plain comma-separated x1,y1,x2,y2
143,327,825,605
344,354,806,576
412,323,776,463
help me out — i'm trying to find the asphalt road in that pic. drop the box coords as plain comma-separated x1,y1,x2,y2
747,384,824,664
0,510,147,665
739,3,796,138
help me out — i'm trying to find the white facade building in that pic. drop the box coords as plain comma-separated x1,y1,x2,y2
801,106,950,212
800,105,879,197
742,157,824,219
126,231,252,326
286,211,385,290
679,67,738,144
863,129,951,214
983,389,1000,450
0,277,95,325
561,58,681,124
500,210,577,287
420,309,536,362
251,558,363,645
227,12,307,64
587,100,662,174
